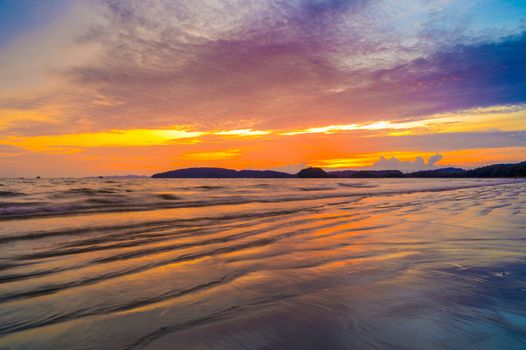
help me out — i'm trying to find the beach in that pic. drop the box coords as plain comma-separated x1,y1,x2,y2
0,178,525,349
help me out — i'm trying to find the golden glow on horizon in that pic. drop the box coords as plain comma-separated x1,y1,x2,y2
0,127,274,153
309,151,439,169
182,149,241,160
433,147,526,165
310,147,526,169
0,104,524,173
2,103,524,151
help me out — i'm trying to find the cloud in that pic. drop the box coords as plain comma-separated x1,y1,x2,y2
1,1,526,176
428,153,443,166
0,128,203,152
373,130,526,152
181,149,241,161
66,1,525,130
371,153,444,172
2,0,524,135
0,1,99,94
213,129,270,136
0,144,25,158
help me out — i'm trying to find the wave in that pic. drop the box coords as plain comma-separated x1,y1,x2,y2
0,207,315,244
127,291,303,350
0,191,26,197
194,185,226,190
0,272,247,336
155,194,181,200
338,183,377,188
0,210,350,288
0,179,524,349
298,186,336,191
59,188,117,196
0,180,515,221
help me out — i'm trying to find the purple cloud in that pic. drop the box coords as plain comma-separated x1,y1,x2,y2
371,153,443,172
36,0,520,132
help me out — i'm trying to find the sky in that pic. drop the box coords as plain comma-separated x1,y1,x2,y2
0,0,525,177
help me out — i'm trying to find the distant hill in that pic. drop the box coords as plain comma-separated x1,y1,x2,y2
237,170,294,178
327,170,357,178
465,161,526,177
151,167,294,178
407,167,466,178
406,163,526,178
297,167,333,178
151,161,526,179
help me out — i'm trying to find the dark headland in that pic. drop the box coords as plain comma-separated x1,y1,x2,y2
152,161,526,178
151,167,294,178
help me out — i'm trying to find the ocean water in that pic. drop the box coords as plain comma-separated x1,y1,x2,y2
0,178,525,349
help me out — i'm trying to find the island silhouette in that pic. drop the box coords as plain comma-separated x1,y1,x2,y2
152,161,526,178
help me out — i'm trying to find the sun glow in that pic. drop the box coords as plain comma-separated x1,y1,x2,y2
0,129,204,153
181,149,241,160
1,104,524,173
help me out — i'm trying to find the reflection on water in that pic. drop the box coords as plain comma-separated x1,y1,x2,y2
0,178,525,349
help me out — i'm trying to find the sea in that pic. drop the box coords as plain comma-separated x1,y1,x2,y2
0,177,525,349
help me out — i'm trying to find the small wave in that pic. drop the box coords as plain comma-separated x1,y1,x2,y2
338,183,377,188
194,185,225,190
0,201,43,208
249,184,271,188
0,272,247,337
85,198,125,204
55,188,117,197
0,207,309,245
298,187,335,191
0,191,26,197
156,194,181,200
0,180,515,221
128,291,302,349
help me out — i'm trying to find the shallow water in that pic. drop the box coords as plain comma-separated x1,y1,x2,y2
0,178,525,349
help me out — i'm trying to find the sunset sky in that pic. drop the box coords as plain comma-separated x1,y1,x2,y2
1,0,525,177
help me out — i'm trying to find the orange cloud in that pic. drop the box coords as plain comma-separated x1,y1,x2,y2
0,128,204,153
309,147,526,170
213,129,271,137
181,149,241,161
0,104,524,176
282,104,526,136
2,104,524,154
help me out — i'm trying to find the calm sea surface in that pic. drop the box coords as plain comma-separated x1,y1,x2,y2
0,178,525,349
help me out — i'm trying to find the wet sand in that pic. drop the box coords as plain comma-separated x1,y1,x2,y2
0,178,525,349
